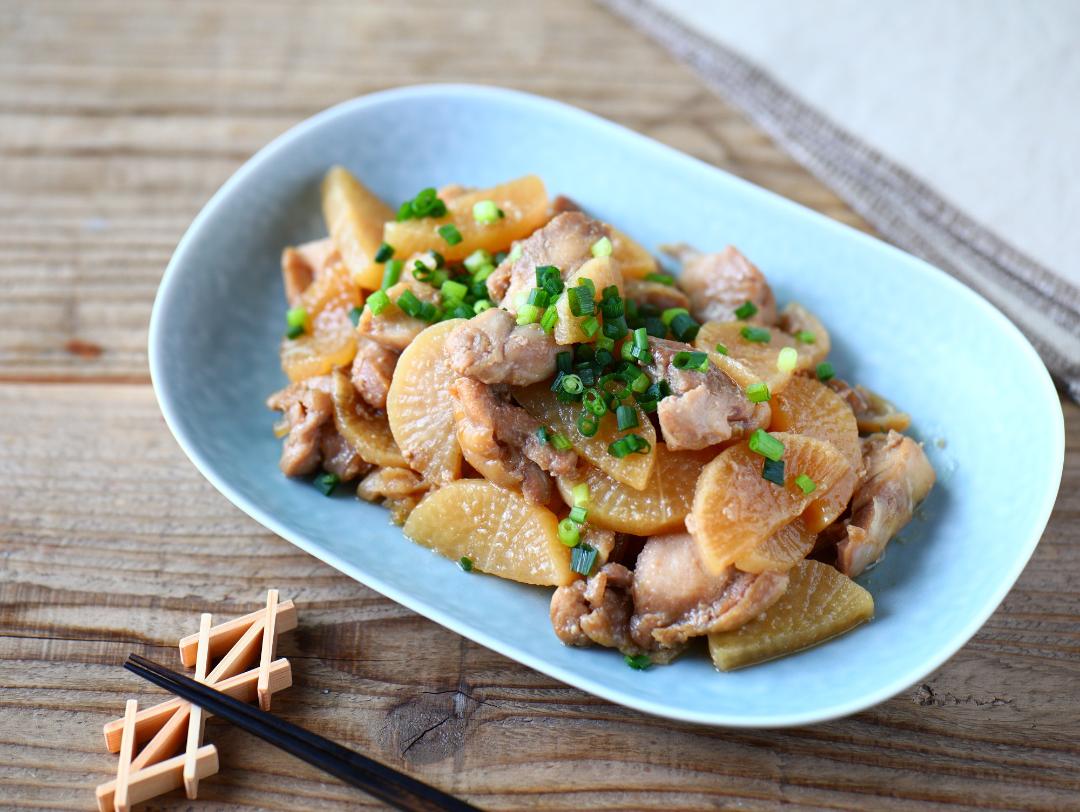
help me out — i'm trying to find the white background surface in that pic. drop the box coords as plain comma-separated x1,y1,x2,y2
654,0,1080,287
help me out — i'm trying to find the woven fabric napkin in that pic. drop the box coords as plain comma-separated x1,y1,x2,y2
603,0,1080,400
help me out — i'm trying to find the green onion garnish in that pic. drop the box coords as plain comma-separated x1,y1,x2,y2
595,335,615,352
616,404,639,431
795,474,817,494
557,351,573,374
472,199,503,224
558,517,580,547
381,259,403,289
571,544,598,576
561,374,584,395
459,556,474,572
572,482,590,507
748,429,784,462
446,303,473,320
576,411,599,437
517,304,541,326
417,301,439,322
583,388,607,417
762,457,785,486
644,272,675,286
473,299,493,314
569,505,588,524
746,381,770,403
536,426,550,444
441,279,468,302
608,433,651,458
714,343,728,355
624,653,651,670
669,312,700,342
591,236,613,257
661,307,688,326
632,326,649,352
672,351,708,372
397,187,447,220
367,289,390,316
643,316,667,338
437,224,463,245
580,316,600,337
374,242,394,263
464,249,492,273
526,287,549,308
734,300,758,320
285,306,307,339
396,289,423,318
540,305,559,333
740,326,771,343
776,346,798,373
314,472,339,496
471,264,495,285
602,315,629,341
816,361,835,382
536,265,564,297
795,330,816,344
551,432,573,451
348,306,363,327
568,286,595,317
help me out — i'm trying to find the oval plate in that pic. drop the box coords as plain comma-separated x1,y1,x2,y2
149,85,1064,727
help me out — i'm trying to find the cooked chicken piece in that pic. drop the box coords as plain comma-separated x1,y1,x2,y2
834,431,935,576
550,563,637,651
550,194,582,215
356,278,439,351
582,527,616,567
487,212,609,308
294,237,340,276
630,533,790,649
645,337,757,450
266,376,335,477
827,378,912,434
662,244,776,325
281,247,314,307
350,336,398,411
319,430,370,481
437,183,470,202
357,467,426,502
624,278,691,313
446,307,560,386
450,377,577,504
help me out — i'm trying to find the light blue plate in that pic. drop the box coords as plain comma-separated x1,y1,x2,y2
149,85,1064,727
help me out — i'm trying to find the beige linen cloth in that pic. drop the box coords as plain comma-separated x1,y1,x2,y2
603,0,1080,399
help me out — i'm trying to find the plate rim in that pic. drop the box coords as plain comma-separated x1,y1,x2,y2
148,83,1065,728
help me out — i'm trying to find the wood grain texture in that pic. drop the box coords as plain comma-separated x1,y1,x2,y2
1,1,1076,810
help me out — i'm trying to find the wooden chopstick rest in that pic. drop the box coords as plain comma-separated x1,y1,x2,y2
96,590,294,811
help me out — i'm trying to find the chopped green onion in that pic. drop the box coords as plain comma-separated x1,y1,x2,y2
437,223,463,245
777,346,799,373
795,330,816,344
762,457,785,486
608,433,651,458
669,312,700,342
569,505,588,524
578,277,596,298
441,279,468,302
568,285,595,317
629,368,652,393
445,303,473,320
526,287,550,308
397,187,447,220
734,300,758,320
591,236,613,257
748,429,785,462
517,303,541,325
557,352,573,374
580,316,600,337
599,294,624,320
746,381,771,403
616,404,639,431
550,432,573,451
632,326,649,351
558,517,580,547
571,544,598,576
314,472,339,496
374,242,394,263
795,474,817,494
602,315,629,341
816,361,835,382
366,289,391,316
625,653,651,670
561,374,584,395
572,482,590,507
540,305,559,333
285,307,307,338
536,265,564,296
471,263,495,283
458,556,474,572
417,301,439,322
396,289,423,318
381,259,403,289
672,351,709,372
661,307,688,327
600,373,629,399
645,272,675,286
740,326,771,343
348,306,363,327
714,343,728,355
464,249,492,273
472,199,503,223
473,299,493,314
536,426,550,444
595,335,615,352
412,261,435,283
643,316,667,338
576,411,599,437
583,388,607,417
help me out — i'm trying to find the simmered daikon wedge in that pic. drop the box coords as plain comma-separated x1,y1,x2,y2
734,518,816,574
403,480,575,586
383,175,549,263
514,383,656,490
555,444,715,535
689,432,849,573
770,375,861,533
695,320,812,395
280,262,363,381
707,560,873,670
609,226,659,279
330,370,407,468
322,166,395,290
386,319,464,484
778,302,831,368
553,256,623,345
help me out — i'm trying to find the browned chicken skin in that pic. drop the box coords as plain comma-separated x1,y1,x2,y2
550,563,639,652
645,337,757,450
487,212,609,308
664,244,777,325
446,307,560,386
834,431,935,576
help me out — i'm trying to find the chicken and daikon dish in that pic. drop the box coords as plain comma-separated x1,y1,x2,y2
268,169,935,671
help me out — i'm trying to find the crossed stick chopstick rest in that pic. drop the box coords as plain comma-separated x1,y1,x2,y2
95,590,296,812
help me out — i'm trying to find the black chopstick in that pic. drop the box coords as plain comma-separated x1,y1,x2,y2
124,653,480,812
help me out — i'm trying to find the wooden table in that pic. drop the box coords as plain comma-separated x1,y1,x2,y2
3,2,1077,809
